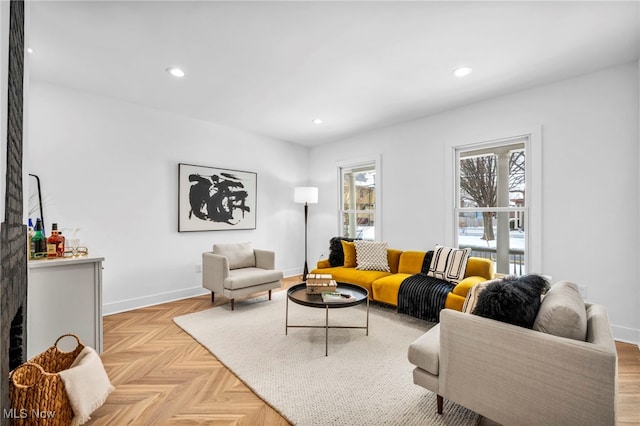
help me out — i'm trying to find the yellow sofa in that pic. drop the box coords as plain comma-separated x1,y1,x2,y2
311,249,493,312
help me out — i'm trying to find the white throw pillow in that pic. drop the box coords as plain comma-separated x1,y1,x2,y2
354,241,390,272
427,245,471,283
213,242,255,269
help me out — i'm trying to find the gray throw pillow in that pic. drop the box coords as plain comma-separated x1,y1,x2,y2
213,242,255,269
533,281,587,341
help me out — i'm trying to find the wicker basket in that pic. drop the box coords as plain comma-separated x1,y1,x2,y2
8,334,85,425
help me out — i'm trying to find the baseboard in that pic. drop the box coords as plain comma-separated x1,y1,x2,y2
611,324,640,346
283,267,302,279
103,272,302,316
103,286,209,316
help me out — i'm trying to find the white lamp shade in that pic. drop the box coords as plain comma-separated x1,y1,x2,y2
294,187,318,204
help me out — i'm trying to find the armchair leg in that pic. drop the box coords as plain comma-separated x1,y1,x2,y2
231,299,235,310
268,290,272,300
211,292,215,303
437,395,443,414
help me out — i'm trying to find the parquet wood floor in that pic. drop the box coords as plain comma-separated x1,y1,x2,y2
88,277,640,425
87,280,296,426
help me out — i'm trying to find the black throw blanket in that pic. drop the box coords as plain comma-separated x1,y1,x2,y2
397,251,456,322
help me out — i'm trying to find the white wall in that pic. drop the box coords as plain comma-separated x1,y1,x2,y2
309,63,640,344
27,82,309,314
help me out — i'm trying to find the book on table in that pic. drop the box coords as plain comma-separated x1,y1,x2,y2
321,291,354,302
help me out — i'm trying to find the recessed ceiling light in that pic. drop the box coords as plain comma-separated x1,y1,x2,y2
27,48,34,54
453,66,473,78
312,118,323,125
166,67,185,78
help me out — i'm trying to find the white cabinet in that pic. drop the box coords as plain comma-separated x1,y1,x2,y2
27,256,104,358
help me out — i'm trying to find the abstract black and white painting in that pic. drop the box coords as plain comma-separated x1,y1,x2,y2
178,163,257,231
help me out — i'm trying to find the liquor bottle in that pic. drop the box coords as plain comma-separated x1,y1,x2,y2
46,223,64,258
27,219,34,259
58,231,66,256
31,218,47,259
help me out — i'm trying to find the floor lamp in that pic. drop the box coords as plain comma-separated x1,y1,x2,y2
294,187,318,281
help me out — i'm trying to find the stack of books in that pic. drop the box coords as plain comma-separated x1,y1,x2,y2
306,274,337,294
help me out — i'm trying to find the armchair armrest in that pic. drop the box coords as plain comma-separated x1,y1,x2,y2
438,308,617,425
202,252,229,294
254,249,275,270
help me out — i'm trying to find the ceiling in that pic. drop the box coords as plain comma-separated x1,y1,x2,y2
27,1,640,146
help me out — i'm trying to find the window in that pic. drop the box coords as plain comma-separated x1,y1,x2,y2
340,161,377,240
455,138,528,275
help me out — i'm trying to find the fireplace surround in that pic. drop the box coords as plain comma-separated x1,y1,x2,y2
1,0,27,419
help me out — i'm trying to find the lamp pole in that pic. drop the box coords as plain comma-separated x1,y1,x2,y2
294,186,318,282
303,201,309,281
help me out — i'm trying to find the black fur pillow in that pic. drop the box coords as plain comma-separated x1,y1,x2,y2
328,237,359,267
472,274,550,328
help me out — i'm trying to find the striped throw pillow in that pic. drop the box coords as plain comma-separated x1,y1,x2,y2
427,245,471,284
462,279,499,313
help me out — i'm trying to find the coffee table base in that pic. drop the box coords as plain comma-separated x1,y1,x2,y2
285,297,369,356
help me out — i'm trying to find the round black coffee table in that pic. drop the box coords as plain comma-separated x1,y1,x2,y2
285,282,369,356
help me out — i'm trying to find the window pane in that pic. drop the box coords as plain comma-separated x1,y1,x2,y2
459,146,525,209
343,170,375,210
458,210,525,275
341,163,376,240
342,212,375,240
459,154,497,208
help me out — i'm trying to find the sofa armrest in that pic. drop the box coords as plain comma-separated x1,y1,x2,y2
464,257,494,280
202,252,230,293
438,308,617,425
254,249,275,270
316,259,331,269
450,276,486,298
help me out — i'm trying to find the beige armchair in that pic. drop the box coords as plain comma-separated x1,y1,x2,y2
408,281,617,425
202,242,283,310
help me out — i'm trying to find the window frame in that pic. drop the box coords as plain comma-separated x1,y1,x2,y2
444,128,542,275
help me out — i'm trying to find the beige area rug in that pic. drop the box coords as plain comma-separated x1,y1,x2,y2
173,291,480,426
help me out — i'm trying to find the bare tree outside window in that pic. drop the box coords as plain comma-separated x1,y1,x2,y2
459,150,525,242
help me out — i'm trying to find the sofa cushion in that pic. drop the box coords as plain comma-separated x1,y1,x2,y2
472,274,549,328
341,240,357,267
408,324,440,375
397,251,427,274
354,241,390,272
329,237,359,267
427,245,471,283
213,242,255,269
533,281,587,341
225,267,283,290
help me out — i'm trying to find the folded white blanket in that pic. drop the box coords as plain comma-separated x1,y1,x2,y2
59,346,115,426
